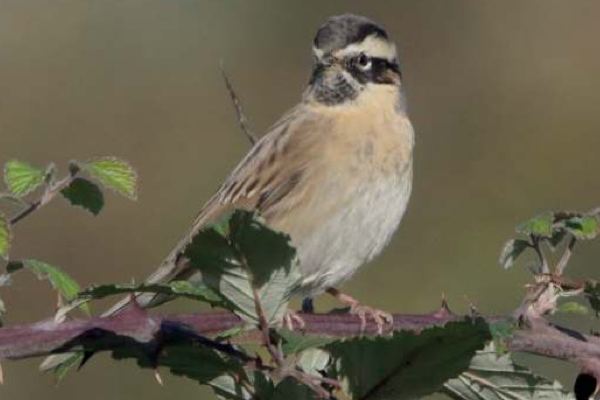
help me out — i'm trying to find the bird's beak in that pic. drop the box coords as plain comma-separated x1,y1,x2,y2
379,68,402,85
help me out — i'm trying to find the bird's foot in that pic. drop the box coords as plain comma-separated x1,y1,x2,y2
349,303,393,334
326,287,393,334
283,309,306,330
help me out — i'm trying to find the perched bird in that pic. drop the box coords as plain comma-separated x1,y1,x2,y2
41,13,414,370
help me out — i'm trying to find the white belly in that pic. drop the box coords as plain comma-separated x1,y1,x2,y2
293,163,412,296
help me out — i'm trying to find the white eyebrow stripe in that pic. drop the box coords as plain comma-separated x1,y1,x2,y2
335,35,397,61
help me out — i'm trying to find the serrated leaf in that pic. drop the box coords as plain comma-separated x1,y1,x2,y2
297,348,330,376
14,260,89,315
154,346,248,394
3,160,45,196
498,239,529,269
565,216,599,240
120,334,259,400
184,210,300,325
442,343,574,400
558,301,589,315
0,213,10,259
84,157,137,200
278,329,336,355
168,280,223,304
516,212,554,238
60,178,105,215
79,281,223,307
45,315,260,399
326,318,491,400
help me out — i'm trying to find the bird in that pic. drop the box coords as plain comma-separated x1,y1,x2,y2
41,13,414,370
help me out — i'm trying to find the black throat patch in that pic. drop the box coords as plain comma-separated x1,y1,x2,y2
308,64,360,106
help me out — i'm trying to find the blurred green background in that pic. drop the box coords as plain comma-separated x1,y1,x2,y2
1,0,600,398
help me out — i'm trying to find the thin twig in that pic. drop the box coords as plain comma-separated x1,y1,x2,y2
9,172,78,227
556,236,577,276
252,285,283,365
219,62,257,145
531,235,549,274
243,249,335,398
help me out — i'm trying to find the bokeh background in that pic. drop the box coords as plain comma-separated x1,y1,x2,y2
1,1,600,399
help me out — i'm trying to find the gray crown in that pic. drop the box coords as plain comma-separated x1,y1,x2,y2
313,14,388,56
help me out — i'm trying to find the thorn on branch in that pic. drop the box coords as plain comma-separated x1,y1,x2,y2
434,294,455,319
154,369,163,386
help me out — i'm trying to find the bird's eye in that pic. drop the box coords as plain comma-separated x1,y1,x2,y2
356,54,372,70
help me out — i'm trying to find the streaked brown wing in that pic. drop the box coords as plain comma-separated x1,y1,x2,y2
138,104,319,288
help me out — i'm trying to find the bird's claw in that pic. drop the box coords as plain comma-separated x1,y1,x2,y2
349,304,393,334
283,310,306,330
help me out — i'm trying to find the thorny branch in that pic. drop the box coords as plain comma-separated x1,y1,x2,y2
0,210,598,396
0,305,598,379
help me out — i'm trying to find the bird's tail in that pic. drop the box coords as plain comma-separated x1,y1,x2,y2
38,254,184,373
39,207,214,373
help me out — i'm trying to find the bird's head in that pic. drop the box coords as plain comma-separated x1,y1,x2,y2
307,14,402,105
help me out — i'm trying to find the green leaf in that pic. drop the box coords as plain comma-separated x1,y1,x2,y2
297,348,330,377
60,178,105,215
565,216,600,240
79,281,223,307
84,157,137,200
136,343,267,400
489,319,515,355
0,213,10,259
54,354,83,382
184,210,300,325
548,229,568,250
278,329,336,355
584,281,600,317
558,301,589,315
516,211,554,238
498,239,529,269
326,318,491,400
11,260,89,315
155,346,248,395
227,211,297,288
442,343,574,400
270,377,321,400
168,280,224,304
3,160,45,196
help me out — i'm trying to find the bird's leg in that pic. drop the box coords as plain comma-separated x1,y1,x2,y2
302,297,315,313
282,298,313,330
326,287,393,334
